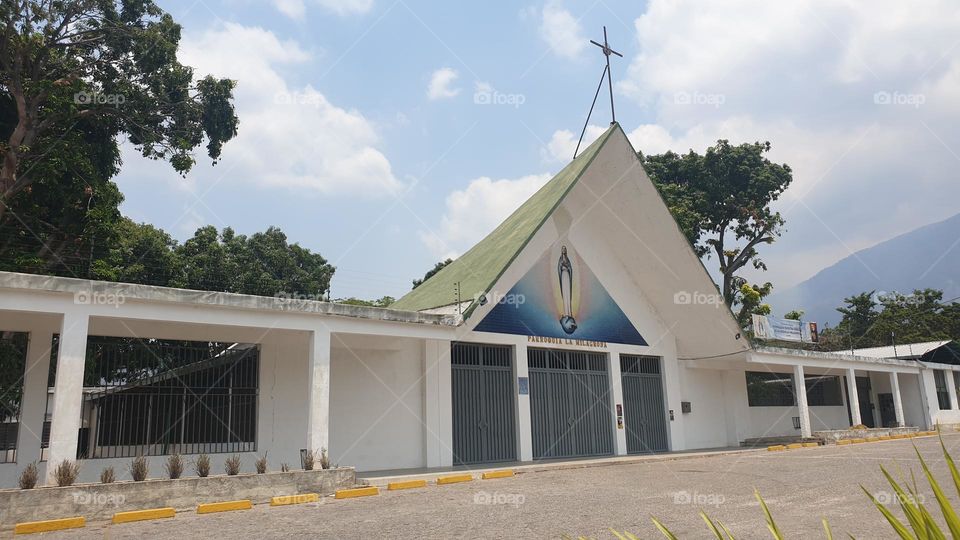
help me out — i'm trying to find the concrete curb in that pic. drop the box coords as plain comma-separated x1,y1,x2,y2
335,487,379,499
270,494,319,506
14,517,85,535
481,470,515,480
112,507,175,524
196,500,252,514
387,480,427,491
436,474,473,485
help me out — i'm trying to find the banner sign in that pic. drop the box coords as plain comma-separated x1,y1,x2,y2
753,315,818,343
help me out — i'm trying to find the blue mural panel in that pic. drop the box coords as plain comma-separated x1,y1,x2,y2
473,245,647,346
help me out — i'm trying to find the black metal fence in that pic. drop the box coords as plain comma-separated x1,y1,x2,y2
0,332,28,463
64,337,259,459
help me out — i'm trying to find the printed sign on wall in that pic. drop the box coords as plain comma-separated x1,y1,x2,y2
474,244,647,346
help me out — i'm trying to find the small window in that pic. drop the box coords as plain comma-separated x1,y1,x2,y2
805,375,843,407
746,372,795,407
935,370,952,410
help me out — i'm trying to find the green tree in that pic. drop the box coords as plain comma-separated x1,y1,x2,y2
89,218,180,286
337,296,395,308
735,281,772,329
642,140,792,308
0,0,238,227
784,310,804,321
834,291,879,346
412,258,452,289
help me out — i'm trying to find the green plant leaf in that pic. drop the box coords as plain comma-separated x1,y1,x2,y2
699,510,726,540
938,431,960,501
878,465,926,535
754,490,784,540
861,485,916,539
912,446,957,539
822,518,834,540
650,517,680,540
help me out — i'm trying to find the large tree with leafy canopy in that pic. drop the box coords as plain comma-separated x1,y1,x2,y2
0,0,238,232
642,140,792,311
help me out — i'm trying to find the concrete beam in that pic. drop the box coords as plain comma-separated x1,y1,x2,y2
890,372,905,427
306,328,331,454
793,365,811,438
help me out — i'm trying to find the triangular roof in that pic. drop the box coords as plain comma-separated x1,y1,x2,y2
391,125,616,314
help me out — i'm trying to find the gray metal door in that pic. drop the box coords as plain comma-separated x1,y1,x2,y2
620,355,669,453
528,348,614,459
451,343,516,465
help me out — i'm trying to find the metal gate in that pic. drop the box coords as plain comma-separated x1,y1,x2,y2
620,355,669,453
528,348,614,459
451,343,516,465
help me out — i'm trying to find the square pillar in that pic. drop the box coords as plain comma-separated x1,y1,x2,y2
18,328,54,465
423,339,452,467
608,350,627,456
793,365,811,438
515,342,533,462
46,311,89,484
306,328,331,454
889,372,905,427
846,368,862,426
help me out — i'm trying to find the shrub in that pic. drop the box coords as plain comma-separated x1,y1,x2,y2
194,454,210,477
851,424,868,430
302,450,315,471
224,455,242,476
53,459,80,487
280,462,289,473
18,461,38,489
165,454,184,479
100,466,115,484
129,455,149,481
255,452,268,474
319,447,330,470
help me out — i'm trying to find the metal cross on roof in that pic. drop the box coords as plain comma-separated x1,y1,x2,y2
590,26,623,124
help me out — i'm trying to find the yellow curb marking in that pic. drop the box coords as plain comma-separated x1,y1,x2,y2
196,500,252,514
802,442,819,448
865,437,880,442
335,486,380,499
837,440,853,445
112,507,175,524
786,443,803,450
388,480,428,491
878,436,892,441
437,474,474,485
850,438,867,444
767,445,786,451
270,493,319,506
482,470,515,479
14,517,85,535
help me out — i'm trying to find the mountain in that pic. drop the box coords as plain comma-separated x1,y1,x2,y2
770,212,960,326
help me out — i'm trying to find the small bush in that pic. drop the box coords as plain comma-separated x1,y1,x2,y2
280,462,289,473
100,466,115,484
319,447,330,470
194,454,210,477
224,455,242,476
18,461,38,489
53,459,80,487
302,450,315,471
255,452,268,474
129,455,149,481
851,423,868,430
165,454,184,479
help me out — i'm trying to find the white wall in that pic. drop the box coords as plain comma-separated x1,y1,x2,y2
678,367,731,448
900,373,928,428
329,334,426,472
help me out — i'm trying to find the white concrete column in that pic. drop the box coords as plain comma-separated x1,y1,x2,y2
793,365,811,439
18,328,54,465
947,372,959,410
306,328,331,454
890,372,905,427
46,311,89,484
423,339,452,467
515,342,533,462
608,350,628,456
846,368,862,426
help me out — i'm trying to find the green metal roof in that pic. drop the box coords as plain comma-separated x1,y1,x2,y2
391,124,618,314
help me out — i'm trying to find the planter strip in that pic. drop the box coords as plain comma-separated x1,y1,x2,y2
197,500,253,514
113,507,176,524
14,517,85,535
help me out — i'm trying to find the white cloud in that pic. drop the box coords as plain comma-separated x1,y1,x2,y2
427,68,460,100
539,1,585,60
178,22,401,196
615,0,960,290
274,0,373,18
421,173,553,258
542,125,608,163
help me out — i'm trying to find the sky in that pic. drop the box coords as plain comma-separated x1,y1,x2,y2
116,0,960,304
